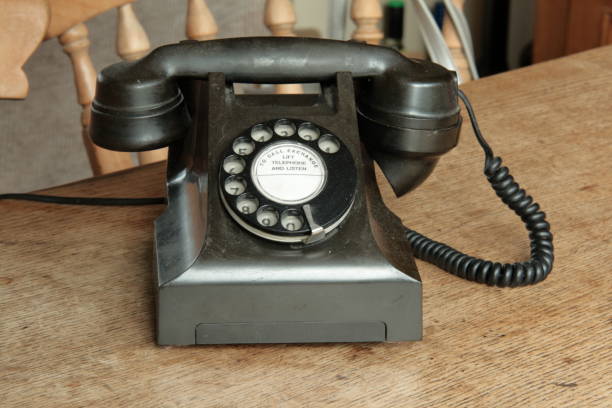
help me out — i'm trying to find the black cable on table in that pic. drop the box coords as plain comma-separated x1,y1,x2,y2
0,193,166,206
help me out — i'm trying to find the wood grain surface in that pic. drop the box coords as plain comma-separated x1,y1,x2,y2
1,46,612,407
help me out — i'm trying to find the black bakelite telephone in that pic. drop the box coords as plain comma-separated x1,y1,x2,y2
89,37,553,345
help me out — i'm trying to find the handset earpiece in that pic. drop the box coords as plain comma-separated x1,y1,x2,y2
355,64,462,197
90,61,190,151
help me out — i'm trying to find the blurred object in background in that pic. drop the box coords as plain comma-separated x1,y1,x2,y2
383,0,404,50
327,0,348,40
444,0,534,76
412,0,460,80
442,0,480,81
478,0,510,76
508,0,535,69
432,2,445,28
411,0,478,83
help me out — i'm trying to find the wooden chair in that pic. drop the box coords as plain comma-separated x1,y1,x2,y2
65,0,219,172
1,0,384,176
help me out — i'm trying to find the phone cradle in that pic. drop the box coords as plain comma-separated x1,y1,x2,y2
154,73,422,345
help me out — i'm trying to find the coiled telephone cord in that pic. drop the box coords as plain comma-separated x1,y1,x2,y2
406,90,554,287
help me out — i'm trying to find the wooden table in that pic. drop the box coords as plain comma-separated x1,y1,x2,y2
2,47,611,407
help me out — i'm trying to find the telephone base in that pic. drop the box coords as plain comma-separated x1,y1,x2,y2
156,264,421,345
154,173,423,346
153,74,422,346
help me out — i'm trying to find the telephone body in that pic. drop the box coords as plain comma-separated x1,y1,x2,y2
91,38,484,345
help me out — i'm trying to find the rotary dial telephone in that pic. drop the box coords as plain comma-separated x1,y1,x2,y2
90,37,553,345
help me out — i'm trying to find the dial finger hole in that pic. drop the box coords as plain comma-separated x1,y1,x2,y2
251,124,273,142
224,176,246,196
236,193,259,215
233,137,255,156
280,209,304,231
256,206,279,227
298,122,320,141
222,155,246,174
274,119,296,137
318,134,340,154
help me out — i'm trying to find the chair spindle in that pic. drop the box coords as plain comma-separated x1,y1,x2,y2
186,0,218,41
116,3,151,61
351,0,383,45
264,0,303,94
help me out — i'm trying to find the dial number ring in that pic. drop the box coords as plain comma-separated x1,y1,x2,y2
219,118,357,242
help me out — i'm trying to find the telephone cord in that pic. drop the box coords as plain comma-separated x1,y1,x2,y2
405,90,554,287
0,194,166,206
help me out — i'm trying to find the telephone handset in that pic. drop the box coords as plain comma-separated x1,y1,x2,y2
90,37,553,345
91,37,459,196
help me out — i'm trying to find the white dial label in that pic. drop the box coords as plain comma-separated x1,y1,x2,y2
251,141,327,205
